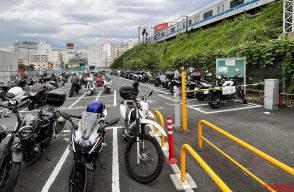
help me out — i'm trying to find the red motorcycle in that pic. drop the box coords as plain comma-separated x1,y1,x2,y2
96,75,104,87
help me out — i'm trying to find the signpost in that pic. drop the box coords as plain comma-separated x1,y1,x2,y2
216,57,246,93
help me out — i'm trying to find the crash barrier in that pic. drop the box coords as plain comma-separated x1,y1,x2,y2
198,120,294,191
167,116,177,164
153,110,165,147
180,144,232,192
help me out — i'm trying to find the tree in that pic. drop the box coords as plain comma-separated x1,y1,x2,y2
18,64,26,71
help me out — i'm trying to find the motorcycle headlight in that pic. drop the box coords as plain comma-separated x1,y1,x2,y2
19,126,34,139
78,139,91,148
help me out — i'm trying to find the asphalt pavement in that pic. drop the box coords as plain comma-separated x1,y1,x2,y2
0,76,293,192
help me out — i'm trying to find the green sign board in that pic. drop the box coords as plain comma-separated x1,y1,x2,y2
216,58,246,78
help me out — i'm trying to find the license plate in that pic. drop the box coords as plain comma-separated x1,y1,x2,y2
204,90,208,94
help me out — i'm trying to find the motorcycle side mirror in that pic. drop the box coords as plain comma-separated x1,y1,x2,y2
108,118,120,126
59,111,71,121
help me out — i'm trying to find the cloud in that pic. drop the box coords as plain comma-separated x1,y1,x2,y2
0,0,216,49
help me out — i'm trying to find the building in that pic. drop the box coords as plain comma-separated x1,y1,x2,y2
88,39,134,69
14,41,38,65
87,44,106,69
0,51,18,82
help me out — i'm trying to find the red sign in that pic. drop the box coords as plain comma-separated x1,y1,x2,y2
154,23,169,33
66,43,74,49
269,185,294,192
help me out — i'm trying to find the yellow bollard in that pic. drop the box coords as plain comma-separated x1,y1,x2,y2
181,67,188,132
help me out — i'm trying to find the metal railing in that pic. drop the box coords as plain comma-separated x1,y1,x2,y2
180,144,232,192
198,120,294,191
153,110,165,147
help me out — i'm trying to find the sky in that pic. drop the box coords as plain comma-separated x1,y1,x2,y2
0,0,216,49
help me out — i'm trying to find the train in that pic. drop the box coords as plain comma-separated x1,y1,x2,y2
151,0,276,42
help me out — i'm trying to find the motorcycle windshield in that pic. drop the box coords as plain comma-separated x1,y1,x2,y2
79,111,98,139
31,83,44,92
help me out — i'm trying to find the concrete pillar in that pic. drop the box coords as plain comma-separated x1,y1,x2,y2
264,79,279,110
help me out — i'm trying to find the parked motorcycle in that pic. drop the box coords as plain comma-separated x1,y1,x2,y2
95,74,104,87
0,82,14,101
69,76,82,97
86,75,95,96
28,83,48,110
119,82,166,183
0,90,66,192
59,101,119,192
208,73,247,109
5,86,29,108
104,76,112,94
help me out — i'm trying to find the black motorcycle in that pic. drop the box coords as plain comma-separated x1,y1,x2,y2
0,90,66,192
28,83,47,110
69,77,82,97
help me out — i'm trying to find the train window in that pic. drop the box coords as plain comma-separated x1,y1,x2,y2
230,0,244,8
161,32,165,37
170,27,175,33
188,19,192,26
194,15,200,22
217,4,224,14
182,22,186,28
203,10,213,19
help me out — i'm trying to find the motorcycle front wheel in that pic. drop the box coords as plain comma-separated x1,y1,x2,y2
68,163,95,192
125,134,164,183
208,93,223,109
0,155,21,192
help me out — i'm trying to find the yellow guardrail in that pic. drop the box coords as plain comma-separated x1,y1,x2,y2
153,110,165,147
181,144,232,192
198,120,294,191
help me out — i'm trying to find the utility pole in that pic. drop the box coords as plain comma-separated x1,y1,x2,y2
283,0,294,32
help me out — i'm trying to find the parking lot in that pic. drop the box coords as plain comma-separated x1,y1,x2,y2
0,76,293,192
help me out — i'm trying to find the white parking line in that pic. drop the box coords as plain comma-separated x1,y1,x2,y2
112,127,120,192
95,91,102,101
205,105,262,114
113,90,117,106
41,147,70,192
68,92,87,108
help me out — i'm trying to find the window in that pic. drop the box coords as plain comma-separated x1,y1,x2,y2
194,15,200,23
182,22,186,28
203,10,213,19
217,4,225,14
161,32,165,37
170,27,176,33
230,0,244,8
188,19,192,26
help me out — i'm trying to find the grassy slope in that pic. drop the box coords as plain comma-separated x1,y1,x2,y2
112,1,284,71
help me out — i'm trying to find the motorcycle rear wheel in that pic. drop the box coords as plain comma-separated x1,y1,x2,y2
68,163,95,192
125,134,164,183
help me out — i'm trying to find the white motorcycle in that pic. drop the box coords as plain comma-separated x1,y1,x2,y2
86,76,95,96
5,86,29,107
119,82,166,183
103,77,112,94
59,104,119,192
